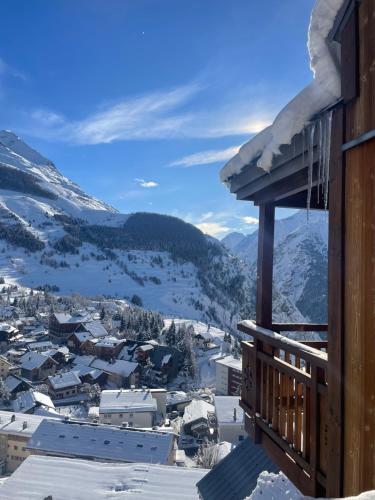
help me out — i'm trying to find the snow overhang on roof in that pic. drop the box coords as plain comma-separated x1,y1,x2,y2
220,0,346,185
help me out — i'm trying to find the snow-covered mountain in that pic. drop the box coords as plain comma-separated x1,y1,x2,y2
222,210,328,323
0,131,309,330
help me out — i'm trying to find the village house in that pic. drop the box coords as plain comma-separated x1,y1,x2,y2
26,419,176,465
215,356,242,396
0,411,54,473
47,371,82,400
81,336,126,360
19,351,57,381
48,312,90,344
135,343,154,363
4,374,33,397
90,358,140,388
99,389,158,427
214,396,245,444
13,390,56,416
0,354,20,379
182,400,215,441
0,323,18,349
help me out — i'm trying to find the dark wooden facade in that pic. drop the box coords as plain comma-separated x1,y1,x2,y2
227,0,375,496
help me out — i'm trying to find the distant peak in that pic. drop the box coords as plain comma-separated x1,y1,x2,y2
0,130,54,168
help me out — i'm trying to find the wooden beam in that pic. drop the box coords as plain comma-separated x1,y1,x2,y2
256,204,275,328
272,323,328,332
326,106,345,497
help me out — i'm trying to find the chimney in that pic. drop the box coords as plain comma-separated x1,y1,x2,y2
22,421,27,430
233,408,237,422
11,414,15,422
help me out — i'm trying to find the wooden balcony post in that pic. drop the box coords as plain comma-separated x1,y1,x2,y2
256,204,275,329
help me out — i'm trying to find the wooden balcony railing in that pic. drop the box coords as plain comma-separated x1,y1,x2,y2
238,320,328,497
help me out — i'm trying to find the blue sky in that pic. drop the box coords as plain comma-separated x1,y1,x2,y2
0,0,315,237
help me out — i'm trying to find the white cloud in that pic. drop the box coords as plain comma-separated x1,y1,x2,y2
195,221,231,237
135,178,159,188
20,78,275,145
169,145,241,168
241,216,259,225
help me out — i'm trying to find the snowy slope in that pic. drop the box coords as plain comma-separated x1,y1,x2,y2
223,211,328,323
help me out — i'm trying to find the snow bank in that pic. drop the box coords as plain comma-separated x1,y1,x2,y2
247,471,375,500
247,471,302,499
220,0,345,181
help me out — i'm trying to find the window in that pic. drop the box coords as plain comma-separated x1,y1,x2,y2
239,435,244,441
14,445,18,450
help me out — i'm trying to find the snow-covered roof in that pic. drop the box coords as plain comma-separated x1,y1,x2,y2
95,336,123,347
220,0,345,182
0,455,207,500
20,351,56,370
99,389,157,414
13,390,55,413
138,344,154,352
215,355,242,371
53,312,90,325
0,410,50,438
72,354,96,367
4,374,31,393
72,363,103,380
0,322,18,333
71,330,93,343
214,396,244,424
83,320,108,338
162,354,172,366
167,391,192,405
91,358,139,377
183,400,215,425
48,371,81,390
27,420,174,464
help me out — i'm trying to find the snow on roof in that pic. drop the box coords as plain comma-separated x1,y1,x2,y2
48,371,81,390
13,390,55,413
91,358,139,377
27,420,174,464
0,455,207,500
162,354,172,366
4,374,31,393
20,351,56,370
0,410,50,437
215,355,242,371
95,336,123,347
214,396,244,424
167,391,192,405
0,323,18,334
71,330,93,343
138,344,154,352
53,313,90,325
220,0,345,181
83,320,108,338
72,363,103,380
99,390,157,414
72,354,96,367
183,400,215,425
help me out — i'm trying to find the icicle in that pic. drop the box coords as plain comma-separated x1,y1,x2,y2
323,111,333,210
317,119,323,203
307,123,315,217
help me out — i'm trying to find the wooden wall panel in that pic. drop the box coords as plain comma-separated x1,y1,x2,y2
344,137,375,495
345,0,375,141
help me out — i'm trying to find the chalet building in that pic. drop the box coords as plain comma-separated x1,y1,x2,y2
13,390,56,416
220,0,375,497
0,355,21,379
215,355,242,396
182,400,215,440
81,336,126,360
99,389,158,427
19,352,57,381
214,396,245,444
0,323,18,349
48,312,90,344
0,411,51,473
47,371,82,400
89,358,140,388
4,374,33,396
